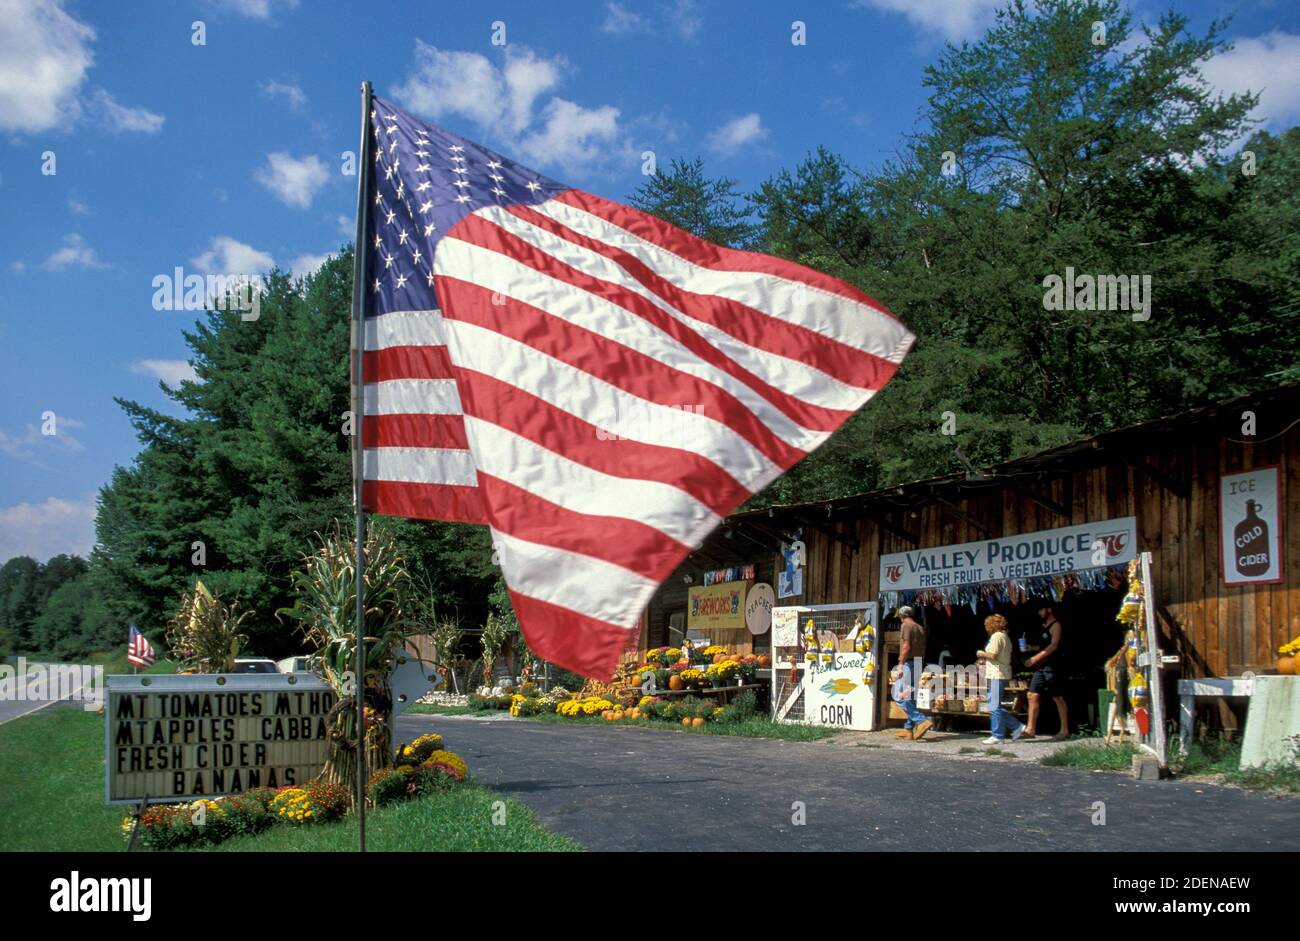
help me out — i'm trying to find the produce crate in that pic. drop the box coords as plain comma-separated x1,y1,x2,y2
962,697,981,713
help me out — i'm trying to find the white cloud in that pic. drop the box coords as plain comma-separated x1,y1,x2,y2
66,194,90,215
254,152,329,209
42,233,108,270
11,261,26,274
850,0,1000,43
1201,32,1300,131
0,416,85,461
261,80,307,112
517,99,624,169
336,214,353,235
191,236,274,277
394,42,628,174
0,0,93,132
708,113,766,156
287,253,329,278
601,2,652,35
208,0,299,19
668,0,703,41
0,0,162,134
0,495,97,562
130,359,198,389
90,87,164,133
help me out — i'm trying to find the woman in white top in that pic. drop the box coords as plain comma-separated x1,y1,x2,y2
975,614,1025,743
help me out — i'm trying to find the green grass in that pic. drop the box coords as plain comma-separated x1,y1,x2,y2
1039,741,1140,771
406,702,474,716
1178,737,1300,793
205,784,578,852
0,709,126,851
0,707,577,852
958,746,1017,758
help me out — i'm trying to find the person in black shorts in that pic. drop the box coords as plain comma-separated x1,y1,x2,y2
1024,602,1069,739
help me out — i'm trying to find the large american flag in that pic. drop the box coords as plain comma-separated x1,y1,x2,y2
361,96,913,678
126,624,156,669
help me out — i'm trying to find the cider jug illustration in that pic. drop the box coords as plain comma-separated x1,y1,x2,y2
1234,499,1270,578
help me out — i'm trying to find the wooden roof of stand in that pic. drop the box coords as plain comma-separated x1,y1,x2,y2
685,381,1300,563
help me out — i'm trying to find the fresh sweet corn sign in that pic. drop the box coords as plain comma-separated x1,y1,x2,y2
105,674,335,804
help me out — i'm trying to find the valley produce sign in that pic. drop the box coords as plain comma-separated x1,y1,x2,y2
105,674,335,805
879,517,1138,592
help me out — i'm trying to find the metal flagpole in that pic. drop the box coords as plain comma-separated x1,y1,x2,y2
349,79,375,853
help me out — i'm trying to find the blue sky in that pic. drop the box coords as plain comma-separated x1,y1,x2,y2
2,0,1298,562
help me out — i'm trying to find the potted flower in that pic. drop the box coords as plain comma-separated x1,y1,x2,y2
1277,637,1299,675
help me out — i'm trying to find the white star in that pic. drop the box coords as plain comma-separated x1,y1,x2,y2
373,234,381,249
419,200,434,214
398,228,409,245
374,191,384,206
487,160,502,169
525,180,542,192
489,173,504,183
411,247,423,266
416,181,432,192
385,209,396,225
396,181,405,199
372,277,381,292
414,149,429,158
383,251,394,269
423,222,436,237
491,186,507,198
451,166,468,175
449,144,464,152
384,165,395,181
374,148,382,164
451,179,471,189
454,194,473,204
426,269,435,287
388,139,397,153
415,163,431,173
395,271,409,289
450,154,466,164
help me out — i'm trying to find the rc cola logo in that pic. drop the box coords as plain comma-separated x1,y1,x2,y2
1233,499,1271,577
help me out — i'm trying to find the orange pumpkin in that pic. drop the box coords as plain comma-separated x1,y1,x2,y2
681,717,691,726
757,655,771,668
691,717,705,728
713,652,726,664
613,711,625,721
668,675,684,691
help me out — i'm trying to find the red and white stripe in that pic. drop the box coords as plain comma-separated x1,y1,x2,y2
361,309,487,524
410,189,914,678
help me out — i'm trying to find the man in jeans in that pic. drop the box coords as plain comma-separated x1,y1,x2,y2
891,606,932,740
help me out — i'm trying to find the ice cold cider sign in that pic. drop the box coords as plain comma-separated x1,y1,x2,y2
879,517,1138,592
105,674,335,804
1221,468,1283,586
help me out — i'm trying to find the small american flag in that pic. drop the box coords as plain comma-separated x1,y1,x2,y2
126,624,156,669
361,96,913,678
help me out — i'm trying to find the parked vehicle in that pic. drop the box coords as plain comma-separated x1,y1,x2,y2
230,657,279,674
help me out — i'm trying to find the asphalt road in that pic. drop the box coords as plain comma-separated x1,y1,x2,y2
397,713,1300,852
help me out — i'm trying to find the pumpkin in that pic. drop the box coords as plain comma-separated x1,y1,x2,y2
613,711,624,720
681,717,691,726
668,675,684,691
691,717,705,728
601,711,611,720
713,653,726,664
757,655,771,668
